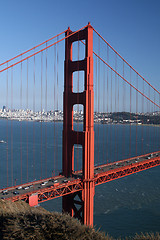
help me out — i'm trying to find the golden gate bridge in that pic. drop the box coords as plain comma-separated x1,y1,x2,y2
0,23,160,226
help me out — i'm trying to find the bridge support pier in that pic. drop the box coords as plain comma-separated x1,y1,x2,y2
28,193,38,207
62,23,94,226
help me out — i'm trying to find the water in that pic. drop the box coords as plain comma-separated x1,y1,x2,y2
0,119,160,238
94,168,160,238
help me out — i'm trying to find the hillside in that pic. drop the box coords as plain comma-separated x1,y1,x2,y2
0,199,109,240
0,199,160,240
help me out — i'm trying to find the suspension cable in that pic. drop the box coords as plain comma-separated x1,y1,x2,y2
0,25,88,73
93,27,160,95
45,42,48,178
0,30,67,67
94,52,160,109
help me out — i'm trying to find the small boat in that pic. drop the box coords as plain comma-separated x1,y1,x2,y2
0,140,6,143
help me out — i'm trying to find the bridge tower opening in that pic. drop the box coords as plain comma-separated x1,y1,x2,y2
62,23,95,226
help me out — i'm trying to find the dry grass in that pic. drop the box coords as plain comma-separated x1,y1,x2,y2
0,200,159,240
0,200,111,240
127,232,160,240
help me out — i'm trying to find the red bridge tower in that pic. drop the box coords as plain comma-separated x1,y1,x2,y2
62,23,94,226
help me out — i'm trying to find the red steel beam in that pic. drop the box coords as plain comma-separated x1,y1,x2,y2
95,157,160,185
5,155,160,204
6,179,83,203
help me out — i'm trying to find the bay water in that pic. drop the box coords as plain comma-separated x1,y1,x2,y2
0,119,160,238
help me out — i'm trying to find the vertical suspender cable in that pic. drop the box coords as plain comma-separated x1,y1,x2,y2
20,60,22,184
142,80,144,154
122,61,125,159
129,67,132,157
95,56,97,165
153,90,156,151
54,44,56,176
33,55,35,181
6,65,9,187
11,67,13,186
152,91,155,152
98,37,100,166
56,38,59,173
110,70,112,162
26,59,28,182
147,84,150,152
106,45,109,164
114,53,117,161
117,74,120,159
136,74,138,156
45,43,48,178
41,52,43,179
103,62,105,163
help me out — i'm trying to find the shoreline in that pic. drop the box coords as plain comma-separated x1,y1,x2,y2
0,117,160,127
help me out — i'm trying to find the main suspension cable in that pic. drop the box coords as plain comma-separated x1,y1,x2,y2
93,27,160,95
0,25,88,73
94,52,160,109
0,30,67,67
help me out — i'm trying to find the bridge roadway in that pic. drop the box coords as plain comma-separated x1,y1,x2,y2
1,151,160,204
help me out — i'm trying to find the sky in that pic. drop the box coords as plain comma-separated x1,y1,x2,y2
0,0,160,110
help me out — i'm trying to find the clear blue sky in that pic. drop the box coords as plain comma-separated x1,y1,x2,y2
0,0,160,107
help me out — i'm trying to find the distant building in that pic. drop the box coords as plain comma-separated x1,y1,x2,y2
3,106,6,112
